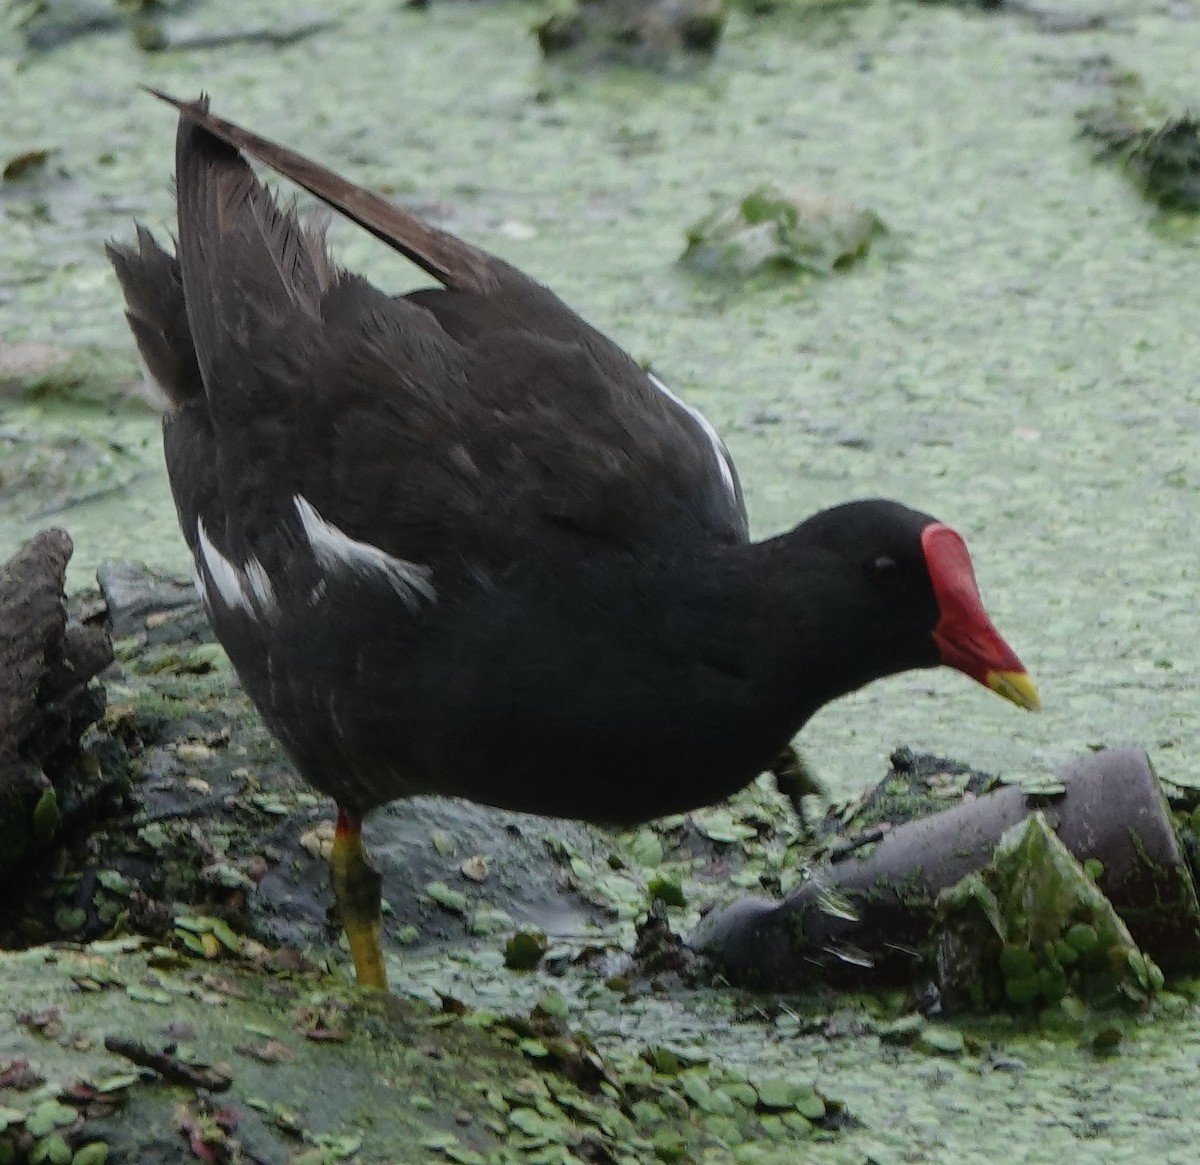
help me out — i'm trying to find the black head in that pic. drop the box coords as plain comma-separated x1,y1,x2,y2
794,499,1038,709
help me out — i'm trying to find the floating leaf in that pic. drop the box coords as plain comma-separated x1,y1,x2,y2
177,931,207,957
535,989,569,1021
30,1133,71,1165
71,1144,109,1165
137,823,170,851
424,882,468,915
248,793,289,816
96,870,131,896
508,1106,554,1137
694,811,757,845
209,919,241,952
125,983,171,1005
681,1071,736,1116
1015,773,1068,798
793,1088,826,1121
916,1027,965,1057
25,1100,76,1138
304,1132,361,1159
757,1078,806,1111
651,1128,687,1161
627,829,664,867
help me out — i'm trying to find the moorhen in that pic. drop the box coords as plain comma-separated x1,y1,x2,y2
108,92,1039,991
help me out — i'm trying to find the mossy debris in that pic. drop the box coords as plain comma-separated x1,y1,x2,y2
937,812,1165,1015
682,184,885,280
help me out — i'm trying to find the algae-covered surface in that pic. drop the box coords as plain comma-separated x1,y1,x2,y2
4,0,1200,1161
6,637,1200,1165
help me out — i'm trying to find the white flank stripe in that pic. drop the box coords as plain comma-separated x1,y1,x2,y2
196,519,277,617
242,558,276,612
294,494,436,610
647,373,737,502
190,559,209,608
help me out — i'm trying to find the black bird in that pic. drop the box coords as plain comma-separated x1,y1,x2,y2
108,92,1038,990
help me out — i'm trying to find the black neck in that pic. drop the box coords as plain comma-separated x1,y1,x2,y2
511,526,935,822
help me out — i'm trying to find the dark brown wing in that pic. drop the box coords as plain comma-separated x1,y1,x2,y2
111,94,748,582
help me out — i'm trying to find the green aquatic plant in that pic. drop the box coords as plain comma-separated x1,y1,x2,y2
1082,109,1200,213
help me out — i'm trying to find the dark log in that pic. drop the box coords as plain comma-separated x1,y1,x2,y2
1,529,72,755
0,529,114,874
692,749,1200,990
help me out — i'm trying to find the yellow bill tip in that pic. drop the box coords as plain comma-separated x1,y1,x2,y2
986,669,1041,712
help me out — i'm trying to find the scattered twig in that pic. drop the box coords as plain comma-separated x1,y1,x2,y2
104,1036,232,1092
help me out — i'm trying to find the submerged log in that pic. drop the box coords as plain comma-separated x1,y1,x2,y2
693,749,1200,995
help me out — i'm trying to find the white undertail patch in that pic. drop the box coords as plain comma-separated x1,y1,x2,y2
196,519,278,618
133,354,173,414
647,373,737,503
293,494,436,610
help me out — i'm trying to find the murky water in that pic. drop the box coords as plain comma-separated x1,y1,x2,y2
3,3,1200,1156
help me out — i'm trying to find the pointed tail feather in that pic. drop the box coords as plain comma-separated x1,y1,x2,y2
106,225,204,408
167,94,344,422
144,86,503,296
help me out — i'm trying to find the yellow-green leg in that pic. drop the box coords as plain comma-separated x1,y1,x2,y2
330,807,388,990
770,745,827,838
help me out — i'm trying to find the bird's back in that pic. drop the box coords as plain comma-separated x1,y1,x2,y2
106,99,763,816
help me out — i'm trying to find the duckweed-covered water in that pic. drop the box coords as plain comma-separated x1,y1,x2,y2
5,0,1200,791
3,2,1200,1160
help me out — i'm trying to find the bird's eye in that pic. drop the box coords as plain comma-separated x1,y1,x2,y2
870,555,900,587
